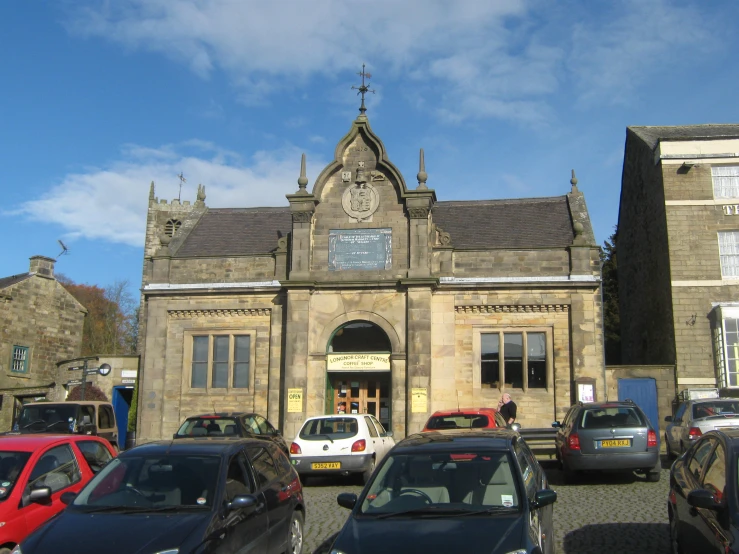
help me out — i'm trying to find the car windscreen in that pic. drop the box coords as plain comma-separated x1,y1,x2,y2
299,417,358,440
14,405,78,433
580,407,645,429
175,417,239,437
0,451,32,500
692,401,739,419
425,415,490,430
72,454,221,510
360,450,520,514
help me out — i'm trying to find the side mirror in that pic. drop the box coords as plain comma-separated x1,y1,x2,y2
687,489,721,510
60,491,77,505
29,487,51,503
530,489,557,510
172,433,178,439
228,495,257,512
384,431,394,438
552,421,562,428
273,429,282,436
337,493,357,510
664,416,673,422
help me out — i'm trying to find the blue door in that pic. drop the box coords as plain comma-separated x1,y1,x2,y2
618,378,659,440
112,387,131,449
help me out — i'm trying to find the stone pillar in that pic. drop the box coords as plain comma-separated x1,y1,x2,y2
406,196,434,279
268,294,285,428
282,288,311,439
405,285,433,434
286,194,317,280
139,300,168,442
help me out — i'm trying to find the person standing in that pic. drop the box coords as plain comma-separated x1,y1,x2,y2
498,393,517,425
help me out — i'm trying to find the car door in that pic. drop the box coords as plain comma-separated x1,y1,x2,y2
22,443,84,536
218,452,269,554
363,416,384,459
555,407,576,458
371,415,394,458
670,403,688,452
245,444,286,554
514,440,543,551
690,439,730,552
674,437,716,551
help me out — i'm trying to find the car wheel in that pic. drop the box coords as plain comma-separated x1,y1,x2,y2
669,509,683,554
286,510,304,554
646,469,661,483
362,458,376,485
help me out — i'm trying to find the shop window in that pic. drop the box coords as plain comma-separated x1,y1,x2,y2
718,231,739,278
189,333,251,390
713,166,739,199
712,315,739,388
11,346,29,374
479,330,550,391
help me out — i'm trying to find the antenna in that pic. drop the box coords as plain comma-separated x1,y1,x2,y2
56,239,69,259
177,172,187,202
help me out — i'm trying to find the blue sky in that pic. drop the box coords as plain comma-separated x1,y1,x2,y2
2,0,739,296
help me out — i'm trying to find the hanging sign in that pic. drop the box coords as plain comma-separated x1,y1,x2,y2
327,353,390,371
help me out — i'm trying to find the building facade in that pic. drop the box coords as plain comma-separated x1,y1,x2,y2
0,256,87,429
619,124,739,393
137,111,604,443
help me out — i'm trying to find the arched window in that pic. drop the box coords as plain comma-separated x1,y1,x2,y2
328,321,391,353
165,219,182,237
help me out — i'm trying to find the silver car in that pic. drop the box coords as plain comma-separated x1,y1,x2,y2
664,398,739,457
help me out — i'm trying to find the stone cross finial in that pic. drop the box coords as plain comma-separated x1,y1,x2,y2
351,64,375,116
149,181,156,202
417,148,428,190
570,169,579,193
297,153,309,194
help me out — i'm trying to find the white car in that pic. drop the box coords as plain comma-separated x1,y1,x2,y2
289,414,395,484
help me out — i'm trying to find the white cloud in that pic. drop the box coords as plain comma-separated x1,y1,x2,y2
10,141,326,247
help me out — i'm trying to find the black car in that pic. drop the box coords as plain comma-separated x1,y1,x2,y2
668,429,739,553
174,412,289,455
317,428,556,554
17,438,306,554
553,400,661,482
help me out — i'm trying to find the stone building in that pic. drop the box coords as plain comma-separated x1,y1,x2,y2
137,108,604,443
0,256,86,429
618,124,739,393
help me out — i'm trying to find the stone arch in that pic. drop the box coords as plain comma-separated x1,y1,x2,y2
317,310,403,356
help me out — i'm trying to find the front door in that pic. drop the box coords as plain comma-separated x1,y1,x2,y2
331,377,390,430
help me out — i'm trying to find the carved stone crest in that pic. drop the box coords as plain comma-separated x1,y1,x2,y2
342,166,379,222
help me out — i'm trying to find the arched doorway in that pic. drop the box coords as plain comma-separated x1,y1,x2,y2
326,321,392,430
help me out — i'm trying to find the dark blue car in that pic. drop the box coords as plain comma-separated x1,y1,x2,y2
316,428,556,554
16,437,305,554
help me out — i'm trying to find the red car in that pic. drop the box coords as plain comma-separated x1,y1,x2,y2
0,434,116,553
422,407,507,431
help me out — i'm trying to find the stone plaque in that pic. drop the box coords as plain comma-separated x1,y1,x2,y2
328,228,392,271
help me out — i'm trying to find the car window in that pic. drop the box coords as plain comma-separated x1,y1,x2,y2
425,414,488,430
299,417,359,440
702,443,726,503
688,438,715,481
27,444,81,495
243,416,262,435
674,403,687,421
176,417,238,437
514,441,536,498
225,453,253,500
562,407,577,428
268,444,292,476
692,402,739,419
98,406,110,429
246,445,279,488
364,416,379,437
0,451,32,500
495,412,507,428
579,407,644,428
254,415,270,434
370,415,387,435
81,406,95,428
15,404,77,433
77,440,113,474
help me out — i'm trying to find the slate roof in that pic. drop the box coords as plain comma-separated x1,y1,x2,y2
0,273,31,290
630,124,739,150
174,207,292,258
432,196,574,249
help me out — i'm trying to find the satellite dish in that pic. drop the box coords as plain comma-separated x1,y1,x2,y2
98,363,112,377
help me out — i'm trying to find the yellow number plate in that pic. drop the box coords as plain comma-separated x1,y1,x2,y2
311,462,341,470
601,439,630,448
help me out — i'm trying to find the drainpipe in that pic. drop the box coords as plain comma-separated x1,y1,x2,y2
600,259,608,401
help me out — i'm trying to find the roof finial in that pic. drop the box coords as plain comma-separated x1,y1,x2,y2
417,148,428,190
570,169,579,193
351,64,375,116
149,181,155,202
196,183,206,206
297,153,309,194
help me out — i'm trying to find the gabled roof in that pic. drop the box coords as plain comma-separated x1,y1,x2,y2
432,196,574,249
0,273,31,290
629,124,739,150
173,207,292,258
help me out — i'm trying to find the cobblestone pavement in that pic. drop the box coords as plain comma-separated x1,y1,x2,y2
301,457,672,554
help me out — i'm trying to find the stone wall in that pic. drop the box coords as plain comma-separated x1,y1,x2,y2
452,249,571,278
167,256,276,283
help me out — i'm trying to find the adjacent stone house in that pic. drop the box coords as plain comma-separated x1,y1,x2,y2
618,124,739,394
0,256,86,429
137,109,604,443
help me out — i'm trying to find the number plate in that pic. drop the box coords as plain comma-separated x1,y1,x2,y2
600,439,630,448
311,462,341,470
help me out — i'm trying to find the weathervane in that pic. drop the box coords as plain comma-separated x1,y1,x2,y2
177,172,187,202
351,64,375,115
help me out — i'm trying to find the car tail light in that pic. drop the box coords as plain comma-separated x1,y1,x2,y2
567,433,580,451
647,430,657,448
290,442,302,455
351,439,366,452
688,427,702,440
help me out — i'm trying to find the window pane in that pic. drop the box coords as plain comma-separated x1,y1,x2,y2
713,166,739,199
504,333,523,388
191,336,208,388
527,332,547,389
212,336,229,388
11,346,28,373
233,336,250,388
481,333,500,388
719,231,739,277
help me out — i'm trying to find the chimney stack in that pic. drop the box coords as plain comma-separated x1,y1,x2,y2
29,256,56,279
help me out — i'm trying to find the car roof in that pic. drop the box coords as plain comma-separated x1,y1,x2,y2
394,429,518,452
23,401,111,407
429,408,498,417
689,398,737,404
120,437,264,458
0,434,106,452
577,401,639,409
185,413,258,419
303,414,364,421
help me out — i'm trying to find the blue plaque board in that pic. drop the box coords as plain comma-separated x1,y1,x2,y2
328,228,392,271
